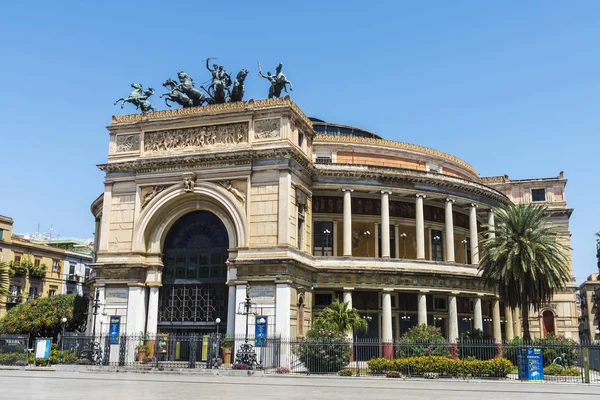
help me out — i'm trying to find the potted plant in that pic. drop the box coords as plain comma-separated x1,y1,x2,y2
221,335,234,364
135,344,150,362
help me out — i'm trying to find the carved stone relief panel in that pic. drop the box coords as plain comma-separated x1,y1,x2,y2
116,134,141,153
217,180,246,205
140,185,168,209
144,122,249,153
254,118,281,139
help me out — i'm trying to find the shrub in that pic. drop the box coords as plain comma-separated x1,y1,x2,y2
338,369,353,376
396,325,450,357
543,364,580,376
293,328,352,373
275,366,290,374
367,356,513,378
386,371,402,378
503,334,578,367
232,362,250,370
0,352,27,365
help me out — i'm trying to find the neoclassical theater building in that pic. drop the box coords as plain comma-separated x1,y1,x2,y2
89,98,577,345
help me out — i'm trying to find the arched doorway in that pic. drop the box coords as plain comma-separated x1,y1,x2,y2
542,310,555,336
158,211,229,334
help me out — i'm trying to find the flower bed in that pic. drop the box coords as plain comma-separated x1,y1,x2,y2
367,356,513,378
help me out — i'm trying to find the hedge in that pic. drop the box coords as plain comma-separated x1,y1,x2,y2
367,356,513,378
543,364,581,376
0,352,27,365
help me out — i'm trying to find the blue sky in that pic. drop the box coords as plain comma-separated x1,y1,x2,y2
0,1,598,283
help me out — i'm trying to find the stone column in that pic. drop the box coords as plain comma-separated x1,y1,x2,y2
374,223,379,258
275,284,291,339
492,298,502,342
343,289,353,340
342,188,353,257
382,290,393,359
487,211,496,239
227,285,236,336
418,292,428,326
448,294,459,342
234,285,247,338
332,221,338,256
505,306,514,340
473,296,483,332
381,191,391,258
415,194,426,260
445,198,455,263
394,225,400,259
146,286,160,336
513,307,522,338
469,204,479,265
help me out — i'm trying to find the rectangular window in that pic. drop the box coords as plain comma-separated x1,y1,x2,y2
84,266,90,281
297,205,305,251
315,157,332,164
34,258,40,267
314,293,333,307
9,284,20,296
313,221,334,256
28,287,38,300
48,289,56,297
431,230,443,261
0,229,3,240
52,259,60,272
14,254,21,264
532,189,546,202
465,237,471,264
434,297,447,311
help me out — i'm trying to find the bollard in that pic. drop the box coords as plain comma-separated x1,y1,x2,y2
583,347,590,384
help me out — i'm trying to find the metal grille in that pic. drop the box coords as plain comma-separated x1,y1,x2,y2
159,284,228,324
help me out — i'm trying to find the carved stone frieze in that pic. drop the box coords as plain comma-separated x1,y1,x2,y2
116,134,140,152
254,118,280,139
217,180,246,205
141,185,168,209
144,123,249,153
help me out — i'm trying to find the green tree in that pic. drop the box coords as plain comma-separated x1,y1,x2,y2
0,294,88,339
0,262,9,297
479,203,571,340
313,299,368,335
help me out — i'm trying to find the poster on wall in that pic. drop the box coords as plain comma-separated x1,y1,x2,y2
255,316,267,347
109,316,121,344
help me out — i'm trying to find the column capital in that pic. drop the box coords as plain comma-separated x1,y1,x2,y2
342,287,355,292
418,289,430,294
382,288,395,293
341,187,354,192
415,193,426,199
445,198,455,203
380,190,392,195
469,203,478,209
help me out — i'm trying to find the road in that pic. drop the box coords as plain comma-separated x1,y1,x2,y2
0,370,598,400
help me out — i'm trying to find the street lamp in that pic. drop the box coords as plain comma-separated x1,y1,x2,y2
323,229,331,256
61,317,67,363
235,285,259,368
363,231,371,257
461,239,468,264
400,233,407,259
355,314,372,376
91,288,101,342
215,317,221,337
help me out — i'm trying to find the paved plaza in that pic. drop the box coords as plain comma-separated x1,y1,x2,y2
0,370,598,400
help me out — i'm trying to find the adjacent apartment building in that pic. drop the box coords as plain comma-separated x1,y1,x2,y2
0,215,93,318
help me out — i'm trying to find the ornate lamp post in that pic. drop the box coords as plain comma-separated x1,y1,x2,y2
91,288,101,341
433,236,441,262
356,314,372,376
235,285,259,368
323,229,331,256
461,239,468,264
400,233,407,259
363,231,371,257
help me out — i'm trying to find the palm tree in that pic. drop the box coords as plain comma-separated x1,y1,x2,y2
313,299,368,335
479,203,571,340
0,262,9,297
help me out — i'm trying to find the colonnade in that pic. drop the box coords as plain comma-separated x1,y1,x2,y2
340,189,489,264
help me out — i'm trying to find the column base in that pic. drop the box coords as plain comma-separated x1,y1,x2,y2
383,342,393,360
382,255,390,259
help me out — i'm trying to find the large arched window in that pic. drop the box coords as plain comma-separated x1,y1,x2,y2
158,211,229,332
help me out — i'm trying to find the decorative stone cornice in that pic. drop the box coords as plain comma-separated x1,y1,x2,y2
110,97,313,131
314,134,479,177
315,164,510,206
98,146,312,174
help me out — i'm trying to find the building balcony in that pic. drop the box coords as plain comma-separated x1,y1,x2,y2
66,274,80,282
6,295,22,304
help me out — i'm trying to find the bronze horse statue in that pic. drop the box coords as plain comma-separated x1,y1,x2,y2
229,69,249,103
177,72,209,107
160,78,194,108
114,83,156,112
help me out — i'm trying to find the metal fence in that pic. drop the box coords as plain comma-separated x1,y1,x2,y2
3,333,600,384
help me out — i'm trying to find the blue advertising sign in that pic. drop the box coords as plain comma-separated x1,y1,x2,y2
518,346,544,381
109,316,121,344
35,338,51,359
255,316,267,347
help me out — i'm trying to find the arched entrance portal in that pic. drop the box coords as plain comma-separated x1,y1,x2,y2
158,211,229,334
542,310,555,336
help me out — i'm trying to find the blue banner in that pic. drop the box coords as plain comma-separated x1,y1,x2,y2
109,316,121,344
255,316,267,347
